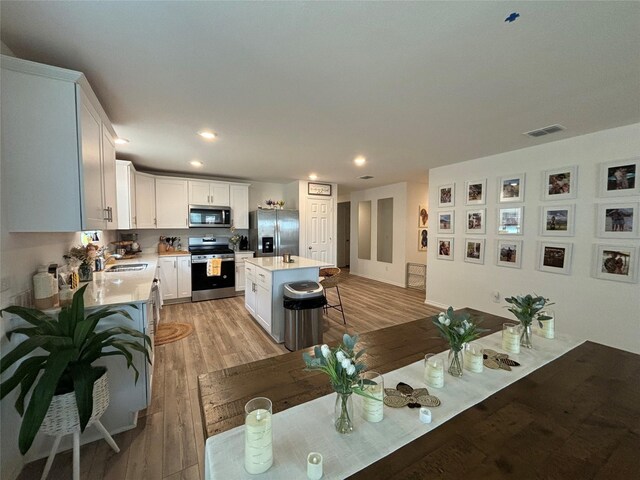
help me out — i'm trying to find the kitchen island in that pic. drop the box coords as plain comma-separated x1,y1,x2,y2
244,256,332,342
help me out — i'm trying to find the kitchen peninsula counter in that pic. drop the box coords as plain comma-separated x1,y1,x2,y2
244,255,332,271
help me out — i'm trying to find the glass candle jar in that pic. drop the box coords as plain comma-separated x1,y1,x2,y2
502,323,522,354
537,310,555,339
361,371,384,423
424,354,444,388
244,397,273,474
464,342,484,373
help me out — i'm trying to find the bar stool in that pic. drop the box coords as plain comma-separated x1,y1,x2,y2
319,267,346,324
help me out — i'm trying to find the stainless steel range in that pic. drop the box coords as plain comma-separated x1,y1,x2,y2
188,237,236,301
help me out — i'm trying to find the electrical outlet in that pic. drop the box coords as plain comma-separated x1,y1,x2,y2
491,291,501,303
0,276,10,292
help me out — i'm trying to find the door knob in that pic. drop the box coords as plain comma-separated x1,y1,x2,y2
308,246,312,250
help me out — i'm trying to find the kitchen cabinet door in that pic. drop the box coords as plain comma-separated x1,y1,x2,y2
256,284,272,332
129,164,137,228
79,92,106,230
210,182,230,206
158,257,178,300
188,180,211,205
230,184,249,229
135,173,157,228
235,262,246,292
156,178,188,228
177,256,192,299
245,264,256,316
101,125,118,228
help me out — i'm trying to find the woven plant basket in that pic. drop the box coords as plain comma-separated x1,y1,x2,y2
40,372,110,436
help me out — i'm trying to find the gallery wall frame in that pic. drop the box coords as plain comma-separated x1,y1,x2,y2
438,184,455,208
540,204,576,237
464,238,485,265
542,165,578,201
437,210,455,234
496,239,523,269
418,228,428,251
497,206,524,235
465,179,487,206
595,202,639,239
436,237,454,260
498,173,526,203
538,241,573,275
418,205,429,227
592,243,638,283
597,157,639,198
465,208,486,234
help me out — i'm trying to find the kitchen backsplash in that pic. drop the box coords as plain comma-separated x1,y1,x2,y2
125,228,249,253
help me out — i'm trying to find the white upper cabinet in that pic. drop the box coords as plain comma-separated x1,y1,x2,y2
155,177,188,228
116,160,137,229
1,55,118,232
188,180,230,207
135,173,157,229
230,184,250,229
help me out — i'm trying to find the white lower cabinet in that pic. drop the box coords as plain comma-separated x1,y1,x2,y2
158,255,191,302
256,282,272,332
245,263,256,316
235,252,254,292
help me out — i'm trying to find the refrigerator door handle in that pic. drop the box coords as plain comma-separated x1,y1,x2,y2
274,218,280,257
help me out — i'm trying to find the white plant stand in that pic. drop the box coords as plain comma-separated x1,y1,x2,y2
39,372,119,480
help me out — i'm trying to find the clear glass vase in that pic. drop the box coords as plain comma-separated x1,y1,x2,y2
78,262,93,282
520,324,533,349
334,392,354,434
448,348,464,377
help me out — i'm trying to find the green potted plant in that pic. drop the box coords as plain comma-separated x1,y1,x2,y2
504,294,554,348
433,307,486,377
0,285,152,454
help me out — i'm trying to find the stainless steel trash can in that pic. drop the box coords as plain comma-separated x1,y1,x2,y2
283,281,327,351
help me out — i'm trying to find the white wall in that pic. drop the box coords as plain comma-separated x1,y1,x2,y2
427,123,640,354
405,182,429,265
350,182,408,286
248,181,287,210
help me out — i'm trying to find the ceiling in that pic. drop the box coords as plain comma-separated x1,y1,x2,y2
2,1,639,193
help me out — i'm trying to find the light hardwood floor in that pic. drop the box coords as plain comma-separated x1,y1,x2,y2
18,272,439,479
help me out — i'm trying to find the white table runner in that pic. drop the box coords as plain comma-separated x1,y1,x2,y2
205,331,584,479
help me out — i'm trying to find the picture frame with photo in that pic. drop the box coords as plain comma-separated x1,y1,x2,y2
418,228,428,251
592,244,638,284
540,205,575,236
498,173,525,203
538,241,573,275
542,165,578,201
418,205,428,227
438,184,455,208
496,239,523,269
436,237,454,260
598,158,639,198
464,238,485,265
596,202,639,239
497,206,524,235
465,208,486,234
465,179,487,205
437,210,455,234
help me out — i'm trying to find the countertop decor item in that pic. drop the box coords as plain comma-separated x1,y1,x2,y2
432,307,486,377
0,285,152,456
302,334,379,434
383,382,441,409
505,294,554,349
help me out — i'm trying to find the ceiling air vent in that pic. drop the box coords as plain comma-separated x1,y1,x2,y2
523,124,566,138
358,175,374,180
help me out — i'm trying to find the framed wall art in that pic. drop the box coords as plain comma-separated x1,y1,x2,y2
542,165,577,201
598,158,639,198
497,206,524,235
465,208,486,234
438,184,455,207
538,241,573,275
596,202,638,238
418,205,428,227
592,244,638,283
437,237,454,260
307,182,332,196
540,205,575,236
418,228,428,251
464,238,485,265
465,179,487,205
498,173,525,203
437,210,454,234
496,239,523,269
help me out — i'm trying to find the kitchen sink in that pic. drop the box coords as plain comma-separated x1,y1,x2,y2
106,263,148,272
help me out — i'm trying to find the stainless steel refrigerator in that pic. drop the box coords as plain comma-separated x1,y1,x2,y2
249,209,299,257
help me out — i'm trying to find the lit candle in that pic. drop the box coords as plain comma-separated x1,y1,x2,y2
307,452,323,480
502,323,521,354
424,354,444,388
464,343,484,373
361,371,384,423
244,398,273,474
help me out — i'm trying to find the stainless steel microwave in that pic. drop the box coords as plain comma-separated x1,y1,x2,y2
188,205,232,228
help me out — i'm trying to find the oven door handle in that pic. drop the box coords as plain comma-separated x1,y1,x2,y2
192,258,235,264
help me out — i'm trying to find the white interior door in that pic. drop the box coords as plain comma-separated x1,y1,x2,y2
305,197,332,263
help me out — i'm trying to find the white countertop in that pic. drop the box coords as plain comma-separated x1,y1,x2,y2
245,255,332,272
80,253,158,308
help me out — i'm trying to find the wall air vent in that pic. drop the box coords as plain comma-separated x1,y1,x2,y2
358,175,374,180
523,124,566,138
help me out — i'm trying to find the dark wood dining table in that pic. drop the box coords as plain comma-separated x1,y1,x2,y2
198,309,640,478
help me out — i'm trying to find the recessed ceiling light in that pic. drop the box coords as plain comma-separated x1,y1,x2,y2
308,174,318,180
114,138,129,145
354,156,366,166
190,160,204,167
198,131,217,140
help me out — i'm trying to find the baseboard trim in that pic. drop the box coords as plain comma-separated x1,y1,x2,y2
424,300,461,310
348,271,405,288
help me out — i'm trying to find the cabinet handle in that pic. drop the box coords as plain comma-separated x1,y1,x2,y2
108,206,113,222
103,208,110,220
174,260,177,269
